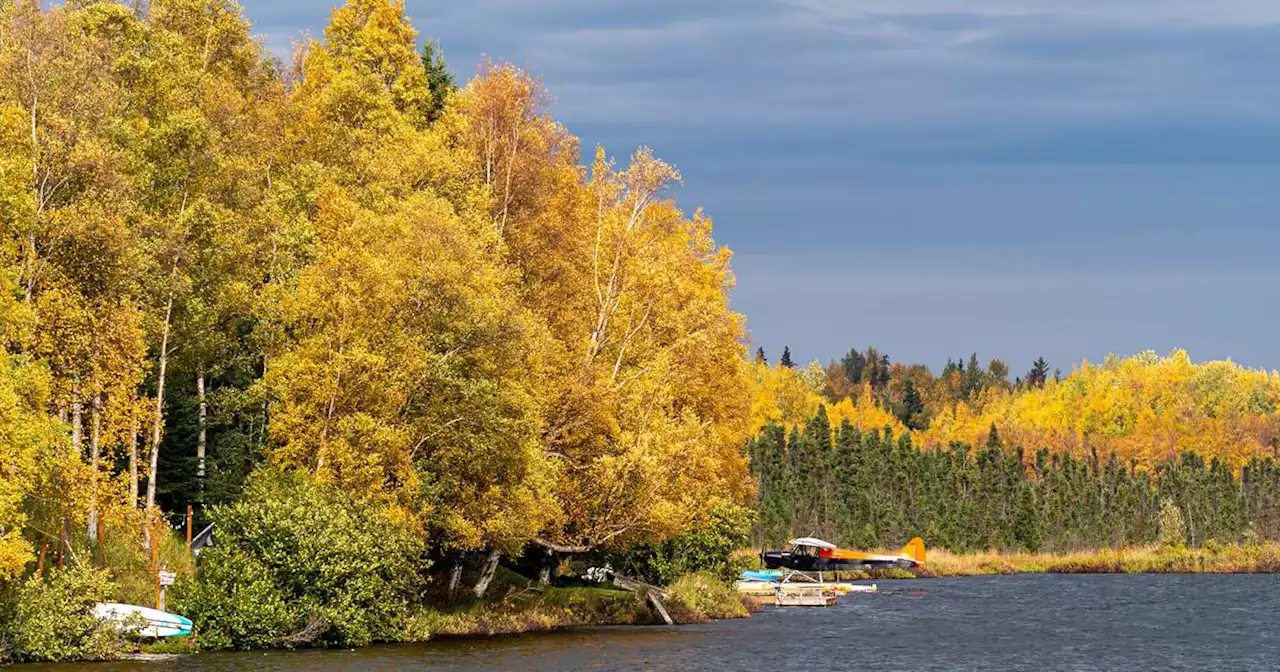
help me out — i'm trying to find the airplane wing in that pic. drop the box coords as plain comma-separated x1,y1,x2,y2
826,537,927,569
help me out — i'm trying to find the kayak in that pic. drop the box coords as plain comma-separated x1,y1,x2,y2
93,603,193,638
740,569,785,582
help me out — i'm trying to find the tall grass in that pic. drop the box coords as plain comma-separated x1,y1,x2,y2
920,544,1280,576
737,544,1280,578
666,572,749,622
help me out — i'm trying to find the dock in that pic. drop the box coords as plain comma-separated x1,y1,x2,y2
735,568,876,607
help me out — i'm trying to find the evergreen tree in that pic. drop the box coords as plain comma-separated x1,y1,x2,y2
1026,357,1050,388
841,347,867,384
420,38,456,122
754,347,767,365
897,381,926,431
780,346,794,369
985,423,1002,450
964,353,983,398
754,405,1274,554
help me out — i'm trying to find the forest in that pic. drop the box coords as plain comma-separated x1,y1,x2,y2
751,347,1280,468
748,348,1280,551
750,411,1280,552
0,0,756,659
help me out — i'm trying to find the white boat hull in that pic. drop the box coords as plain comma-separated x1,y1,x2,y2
94,603,194,638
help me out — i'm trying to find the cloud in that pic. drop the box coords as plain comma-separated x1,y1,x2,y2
244,1,1280,143
782,0,1280,25
238,2,1280,369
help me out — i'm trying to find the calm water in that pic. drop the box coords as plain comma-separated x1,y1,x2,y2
30,575,1280,671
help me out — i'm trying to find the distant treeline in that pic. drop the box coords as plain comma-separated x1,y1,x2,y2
749,406,1280,553
751,348,1280,469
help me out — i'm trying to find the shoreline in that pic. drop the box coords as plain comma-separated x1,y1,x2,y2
739,543,1280,582
84,554,1280,664
127,579,752,660
910,544,1280,578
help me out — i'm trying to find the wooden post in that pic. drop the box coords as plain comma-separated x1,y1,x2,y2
36,542,47,577
158,566,168,612
151,521,161,610
185,505,193,555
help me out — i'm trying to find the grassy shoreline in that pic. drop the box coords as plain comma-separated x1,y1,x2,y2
100,547,1280,661
128,577,751,659
739,543,1280,581
916,544,1280,577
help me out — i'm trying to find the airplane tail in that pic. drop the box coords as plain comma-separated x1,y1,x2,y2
899,537,926,566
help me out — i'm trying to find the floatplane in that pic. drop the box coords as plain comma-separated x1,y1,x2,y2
763,537,927,573
736,537,926,606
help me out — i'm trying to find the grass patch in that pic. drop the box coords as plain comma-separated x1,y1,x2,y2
138,636,198,655
666,572,748,622
405,585,653,640
919,544,1280,577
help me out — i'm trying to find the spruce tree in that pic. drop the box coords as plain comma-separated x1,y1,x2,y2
897,381,927,431
985,423,1002,450
420,38,456,122
1026,357,1050,388
754,347,767,365
964,353,983,398
842,347,867,384
780,346,794,369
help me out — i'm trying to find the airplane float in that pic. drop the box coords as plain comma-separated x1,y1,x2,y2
761,537,927,572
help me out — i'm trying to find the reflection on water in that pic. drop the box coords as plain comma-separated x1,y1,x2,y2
26,574,1280,671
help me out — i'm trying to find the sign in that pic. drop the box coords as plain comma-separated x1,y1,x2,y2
159,570,177,587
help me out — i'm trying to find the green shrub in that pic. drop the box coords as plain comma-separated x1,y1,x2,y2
173,468,429,650
0,564,126,664
601,506,755,586
171,546,293,650
665,572,747,622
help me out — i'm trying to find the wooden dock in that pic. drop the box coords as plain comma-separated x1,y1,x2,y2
737,582,841,607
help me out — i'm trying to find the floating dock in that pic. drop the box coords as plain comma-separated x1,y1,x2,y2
734,569,877,607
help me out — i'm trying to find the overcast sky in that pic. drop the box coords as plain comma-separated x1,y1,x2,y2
240,0,1280,374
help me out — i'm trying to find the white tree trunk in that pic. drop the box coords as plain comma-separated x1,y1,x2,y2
473,549,501,599
70,376,82,456
146,293,174,512
129,419,139,507
197,368,207,482
447,561,463,599
87,392,101,544
538,550,556,586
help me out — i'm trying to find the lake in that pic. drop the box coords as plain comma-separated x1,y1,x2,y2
28,574,1280,671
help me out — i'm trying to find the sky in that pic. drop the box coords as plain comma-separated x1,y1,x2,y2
240,0,1280,375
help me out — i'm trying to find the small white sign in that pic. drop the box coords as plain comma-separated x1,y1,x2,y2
158,571,177,587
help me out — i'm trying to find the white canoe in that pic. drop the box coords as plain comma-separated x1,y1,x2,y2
94,603,194,638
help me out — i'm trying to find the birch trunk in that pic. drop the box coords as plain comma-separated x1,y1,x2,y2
146,292,174,512
197,368,207,483
447,561,463,599
538,550,556,586
70,377,82,457
87,393,101,544
473,549,501,598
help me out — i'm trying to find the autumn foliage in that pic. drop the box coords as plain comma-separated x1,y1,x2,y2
764,347,1280,471
0,0,752,594
922,351,1280,469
